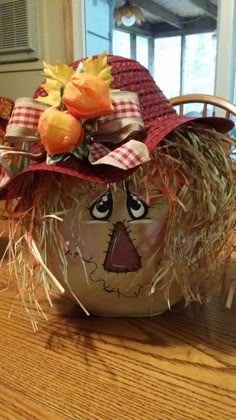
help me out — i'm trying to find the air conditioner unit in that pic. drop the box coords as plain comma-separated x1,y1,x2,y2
0,0,40,63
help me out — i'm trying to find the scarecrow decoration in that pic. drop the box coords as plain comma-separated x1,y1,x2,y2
0,52,235,330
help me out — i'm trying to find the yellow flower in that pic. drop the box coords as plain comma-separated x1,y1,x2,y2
83,51,113,88
62,73,113,119
36,62,76,107
38,107,83,156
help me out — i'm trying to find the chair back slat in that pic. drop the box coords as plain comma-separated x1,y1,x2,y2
225,110,230,119
203,103,207,117
170,94,236,118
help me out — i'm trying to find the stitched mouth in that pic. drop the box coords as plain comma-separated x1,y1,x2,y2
84,257,144,298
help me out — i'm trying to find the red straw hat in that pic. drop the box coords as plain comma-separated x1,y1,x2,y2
0,55,234,198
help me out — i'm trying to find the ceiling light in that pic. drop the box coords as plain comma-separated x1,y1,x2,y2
121,14,136,27
114,1,144,27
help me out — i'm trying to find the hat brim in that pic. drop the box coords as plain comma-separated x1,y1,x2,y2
144,114,234,151
0,114,234,199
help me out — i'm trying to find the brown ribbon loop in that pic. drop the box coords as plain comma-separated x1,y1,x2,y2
0,145,45,176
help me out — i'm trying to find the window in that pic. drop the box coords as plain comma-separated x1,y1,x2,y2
112,30,131,58
183,33,216,115
154,37,181,99
183,33,216,95
84,0,112,56
136,35,149,68
113,29,217,112
234,54,236,103
154,32,217,116
112,30,149,67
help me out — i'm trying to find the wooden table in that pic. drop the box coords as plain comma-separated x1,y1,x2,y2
0,228,236,419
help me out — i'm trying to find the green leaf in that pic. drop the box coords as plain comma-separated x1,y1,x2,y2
72,143,89,159
46,143,89,166
46,153,64,165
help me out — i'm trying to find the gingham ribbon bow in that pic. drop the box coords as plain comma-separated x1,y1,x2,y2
0,98,47,187
89,91,149,169
2,92,150,173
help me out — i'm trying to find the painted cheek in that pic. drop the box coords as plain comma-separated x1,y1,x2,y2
138,221,166,254
62,218,109,263
77,224,103,259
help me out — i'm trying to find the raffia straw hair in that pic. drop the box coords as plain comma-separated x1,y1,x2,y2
4,123,236,326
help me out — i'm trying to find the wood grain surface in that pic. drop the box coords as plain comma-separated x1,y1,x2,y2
0,220,236,420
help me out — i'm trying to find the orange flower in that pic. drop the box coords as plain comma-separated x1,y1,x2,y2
38,107,83,156
62,73,113,119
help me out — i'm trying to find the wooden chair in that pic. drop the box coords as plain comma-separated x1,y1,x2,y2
169,93,236,119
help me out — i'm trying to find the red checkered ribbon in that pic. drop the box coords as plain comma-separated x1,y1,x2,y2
89,140,149,170
95,91,144,144
5,98,48,142
9,106,41,129
99,94,141,125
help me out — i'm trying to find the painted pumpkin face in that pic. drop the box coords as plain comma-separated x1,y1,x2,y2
58,182,191,316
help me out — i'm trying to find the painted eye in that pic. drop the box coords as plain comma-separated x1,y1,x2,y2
126,192,148,220
90,191,113,220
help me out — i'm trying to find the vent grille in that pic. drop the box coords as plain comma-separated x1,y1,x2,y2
0,0,29,53
0,0,39,62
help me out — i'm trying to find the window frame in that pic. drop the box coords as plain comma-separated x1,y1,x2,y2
112,28,154,76
112,28,217,97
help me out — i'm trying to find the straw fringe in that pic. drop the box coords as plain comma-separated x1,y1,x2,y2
2,123,236,323
148,125,236,302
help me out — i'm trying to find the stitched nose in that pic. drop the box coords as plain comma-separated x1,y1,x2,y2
104,222,141,273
